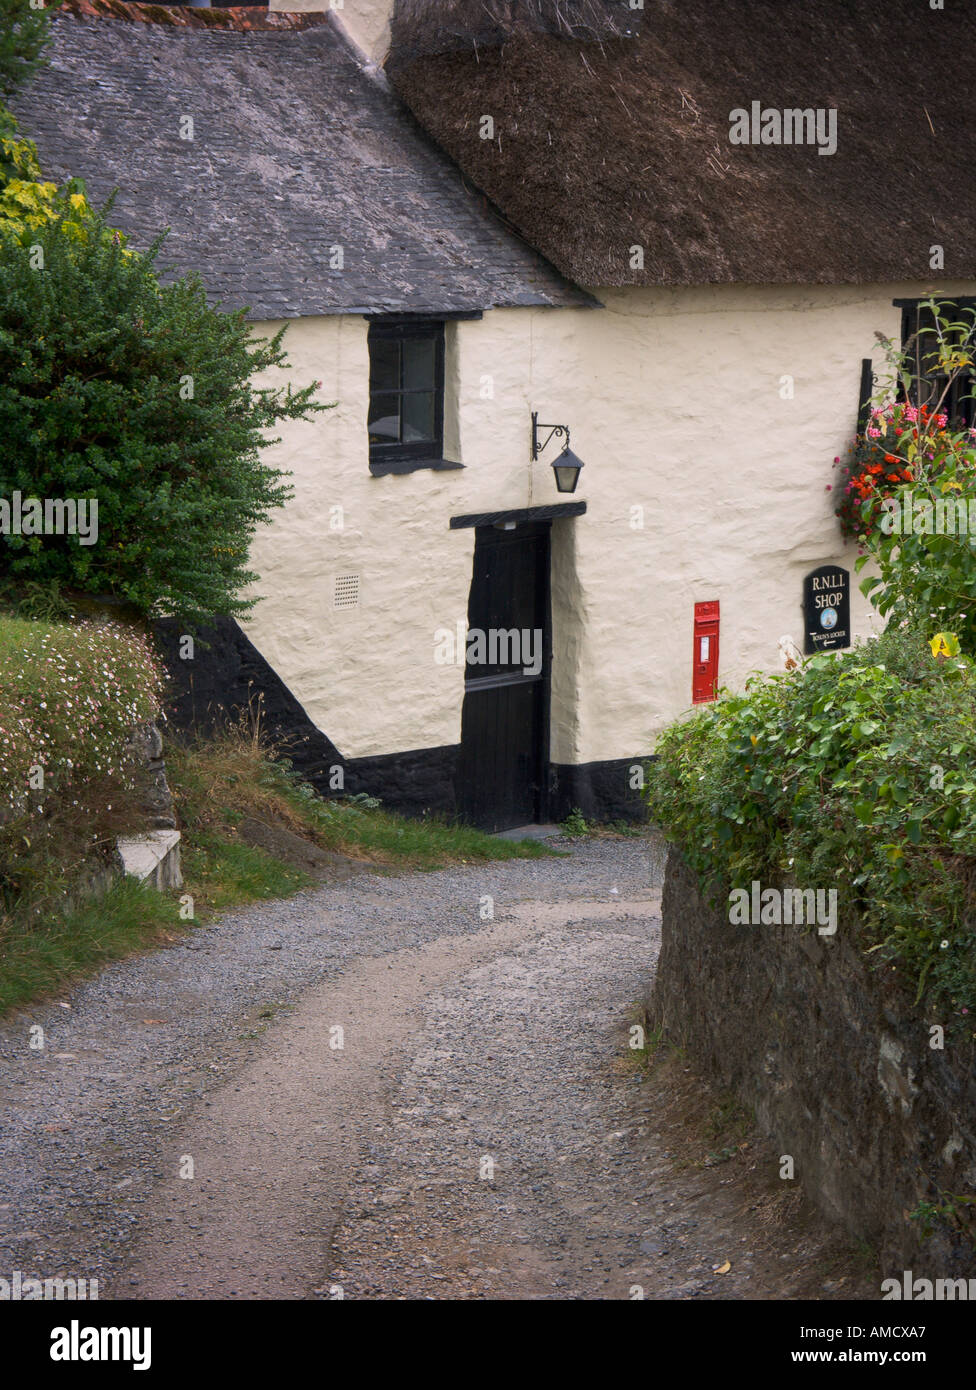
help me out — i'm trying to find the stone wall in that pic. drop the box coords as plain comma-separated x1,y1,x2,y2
650,848,976,1277
125,722,177,830
116,722,182,891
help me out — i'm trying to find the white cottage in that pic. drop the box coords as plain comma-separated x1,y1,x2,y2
16,0,976,829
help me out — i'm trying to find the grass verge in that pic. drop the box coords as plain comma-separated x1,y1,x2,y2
0,721,555,1015
0,877,184,1016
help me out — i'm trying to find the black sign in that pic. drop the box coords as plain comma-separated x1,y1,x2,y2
803,565,850,654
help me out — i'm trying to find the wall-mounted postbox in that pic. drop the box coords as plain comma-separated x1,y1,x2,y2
692,600,720,703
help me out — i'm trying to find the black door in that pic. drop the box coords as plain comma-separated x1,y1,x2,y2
456,522,551,832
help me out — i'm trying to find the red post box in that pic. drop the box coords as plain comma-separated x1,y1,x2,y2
692,600,720,703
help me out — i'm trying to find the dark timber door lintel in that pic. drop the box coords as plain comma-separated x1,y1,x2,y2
450,502,585,530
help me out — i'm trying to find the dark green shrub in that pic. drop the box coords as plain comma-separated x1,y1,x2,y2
0,210,328,624
0,0,49,98
646,627,976,1027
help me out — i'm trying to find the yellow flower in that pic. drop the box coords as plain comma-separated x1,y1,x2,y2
929,632,960,659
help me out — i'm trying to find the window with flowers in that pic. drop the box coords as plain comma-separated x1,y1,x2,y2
896,297,976,429
835,298,976,542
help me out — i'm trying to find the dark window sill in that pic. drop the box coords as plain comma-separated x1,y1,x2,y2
369,457,465,478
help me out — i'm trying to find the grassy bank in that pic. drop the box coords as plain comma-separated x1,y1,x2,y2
0,720,553,1016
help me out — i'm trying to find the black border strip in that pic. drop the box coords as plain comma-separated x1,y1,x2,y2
363,310,485,322
449,502,586,529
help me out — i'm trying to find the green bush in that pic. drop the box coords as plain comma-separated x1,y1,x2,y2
645,626,976,1027
0,207,328,624
0,0,49,99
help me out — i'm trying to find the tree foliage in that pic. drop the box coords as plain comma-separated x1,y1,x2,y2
0,208,328,624
0,0,50,99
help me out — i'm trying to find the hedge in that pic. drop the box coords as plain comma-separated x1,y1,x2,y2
645,626,976,1029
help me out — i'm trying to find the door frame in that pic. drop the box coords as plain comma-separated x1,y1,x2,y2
455,517,554,829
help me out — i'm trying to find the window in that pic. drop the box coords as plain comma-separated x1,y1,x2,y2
896,297,976,429
367,319,447,474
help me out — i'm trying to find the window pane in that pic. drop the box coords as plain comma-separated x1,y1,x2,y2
402,336,436,391
368,393,400,444
401,391,435,442
369,338,400,394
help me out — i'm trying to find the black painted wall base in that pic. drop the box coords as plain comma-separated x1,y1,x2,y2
153,616,345,788
344,745,459,820
152,616,458,818
152,616,648,825
548,758,649,825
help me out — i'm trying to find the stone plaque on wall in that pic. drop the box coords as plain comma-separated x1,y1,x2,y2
803,565,850,654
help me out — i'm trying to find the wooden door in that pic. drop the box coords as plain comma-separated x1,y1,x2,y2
456,522,551,831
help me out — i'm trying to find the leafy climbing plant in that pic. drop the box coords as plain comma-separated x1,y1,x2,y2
645,626,976,1028
841,299,976,656
0,108,104,246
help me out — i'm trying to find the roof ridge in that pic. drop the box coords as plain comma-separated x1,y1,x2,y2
55,0,332,32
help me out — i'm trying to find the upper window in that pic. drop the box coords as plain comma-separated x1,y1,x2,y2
367,319,445,474
898,298,976,429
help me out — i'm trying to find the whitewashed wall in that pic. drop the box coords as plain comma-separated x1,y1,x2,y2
278,0,392,61
244,280,976,767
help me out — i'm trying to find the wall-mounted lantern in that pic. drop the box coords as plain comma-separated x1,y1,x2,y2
531,412,585,494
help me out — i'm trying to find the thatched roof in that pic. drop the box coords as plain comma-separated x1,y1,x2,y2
8,2,589,318
390,0,636,61
388,0,976,287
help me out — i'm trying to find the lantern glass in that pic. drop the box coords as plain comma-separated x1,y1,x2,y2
552,447,584,494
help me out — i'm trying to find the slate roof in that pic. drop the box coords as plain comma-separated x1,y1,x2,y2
8,3,589,318
388,0,976,287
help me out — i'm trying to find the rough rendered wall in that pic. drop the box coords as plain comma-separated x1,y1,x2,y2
651,849,976,1273
243,281,976,768
269,0,392,61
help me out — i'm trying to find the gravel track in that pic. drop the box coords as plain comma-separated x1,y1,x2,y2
0,833,867,1300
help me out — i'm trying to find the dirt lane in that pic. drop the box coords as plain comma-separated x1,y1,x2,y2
0,836,873,1300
